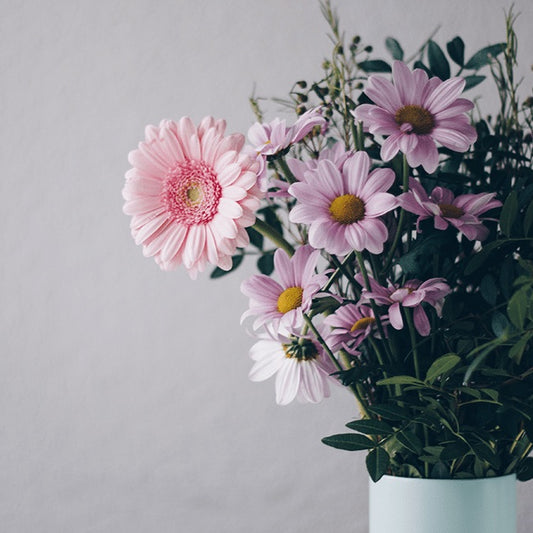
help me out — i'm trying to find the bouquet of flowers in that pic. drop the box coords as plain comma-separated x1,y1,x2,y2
122,2,533,482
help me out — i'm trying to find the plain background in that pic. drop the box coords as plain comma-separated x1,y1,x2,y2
2,0,533,531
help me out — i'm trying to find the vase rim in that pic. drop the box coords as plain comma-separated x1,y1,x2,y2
371,473,517,484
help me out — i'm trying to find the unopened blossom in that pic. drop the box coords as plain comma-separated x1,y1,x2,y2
353,61,477,173
248,331,338,405
399,178,502,241
359,276,451,336
288,152,398,255
241,245,328,335
324,303,389,352
247,107,326,158
123,117,262,279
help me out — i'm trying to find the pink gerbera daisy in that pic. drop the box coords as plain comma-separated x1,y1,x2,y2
353,61,477,173
324,303,388,352
359,275,451,337
399,178,502,241
122,117,262,279
248,331,338,405
241,245,328,335
288,152,398,255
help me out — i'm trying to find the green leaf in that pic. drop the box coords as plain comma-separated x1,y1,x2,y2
431,462,451,479
428,40,450,79
210,253,243,278
446,36,465,66
523,199,533,236
257,253,274,275
508,331,533,364
396,429,423,454
377,375,425,387
500,191,518,237
346,419,394,435
366,447,390,482
467,435,500,469
491,312,509,337
517,457,533,482
246,226,263,249
463,75,486,90
480,274,498,305
385,37,404,60
464,43,506,70
321,433,375,451
368,404,410,421
441,440,470,461
425,354,461,383
358,60,392,73
507,288,529,329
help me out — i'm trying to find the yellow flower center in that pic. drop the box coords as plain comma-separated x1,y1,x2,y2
186,185,203,205
394,105,435,135
277,286,304,314
329,194,365,224
350,316,376,332
439,203,464,219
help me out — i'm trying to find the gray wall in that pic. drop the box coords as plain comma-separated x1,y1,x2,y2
2,1,532,531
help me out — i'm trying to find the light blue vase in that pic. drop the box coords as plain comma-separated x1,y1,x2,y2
369,474,516,533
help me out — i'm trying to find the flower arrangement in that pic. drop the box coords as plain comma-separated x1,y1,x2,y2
122,2,533,483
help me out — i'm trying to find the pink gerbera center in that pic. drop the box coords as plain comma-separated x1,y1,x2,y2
162,160,222,225
439,203,464,219
394,105,435,135
329,194,365,224
277,286,304,314
350,316,375,332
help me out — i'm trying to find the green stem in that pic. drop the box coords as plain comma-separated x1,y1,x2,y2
252,218,295,257
276,158,297,184
382,155,410,274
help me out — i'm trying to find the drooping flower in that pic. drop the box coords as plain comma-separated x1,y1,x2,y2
247,107,326,158
122,117,262,279
248,331,338,405
353,61,477,173
324,303,389,352
241,245,328,335
288,152,398,255
359,276,451,336
398,178,502,241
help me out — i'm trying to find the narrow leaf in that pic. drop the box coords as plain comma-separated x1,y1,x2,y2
366,447,390,482
507,288,529,330
385,37,404,60
428,40,450,79
346,419,394,435
463,75,486,90
396,430,423,454
358,60,392,73
464,43,506,70
368,404,410,421
377,375,425,387
425,354,461,383
500,191,518,237
321,433,375,451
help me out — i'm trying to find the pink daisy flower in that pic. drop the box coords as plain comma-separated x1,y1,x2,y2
324,303,389,352
288,152,398,255
248,331,338,405
247,107,326,158
241,245,328,335
353,61,477,173
122,117,262,279
359,276,451,337
399,178,502,241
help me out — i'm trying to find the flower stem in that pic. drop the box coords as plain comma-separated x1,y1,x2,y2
252,218,295,257
276,158,297,184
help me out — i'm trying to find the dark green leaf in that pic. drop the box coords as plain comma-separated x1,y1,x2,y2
464,43,506,70
366,447,390,482
441,440,470,461
377,376,425,387
431,462,451,479
524,420,533,443
368,404,410,421
507,288,529,330
463,75,486,90
500,191,518,237
491,312,509,337
517,457,533,482
321,433,375,451
385,37,404,60
346,419,394,435
210,253,243,278
425,354,461,383
246,226,263,249
480,274,498,305
508,331,533,364
428,40,450,79
523,199,533,236
446,36,465,66
358,60,392,73
257,254,274,275
413,60,431,76
467,435,500,469
396,429,423,454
